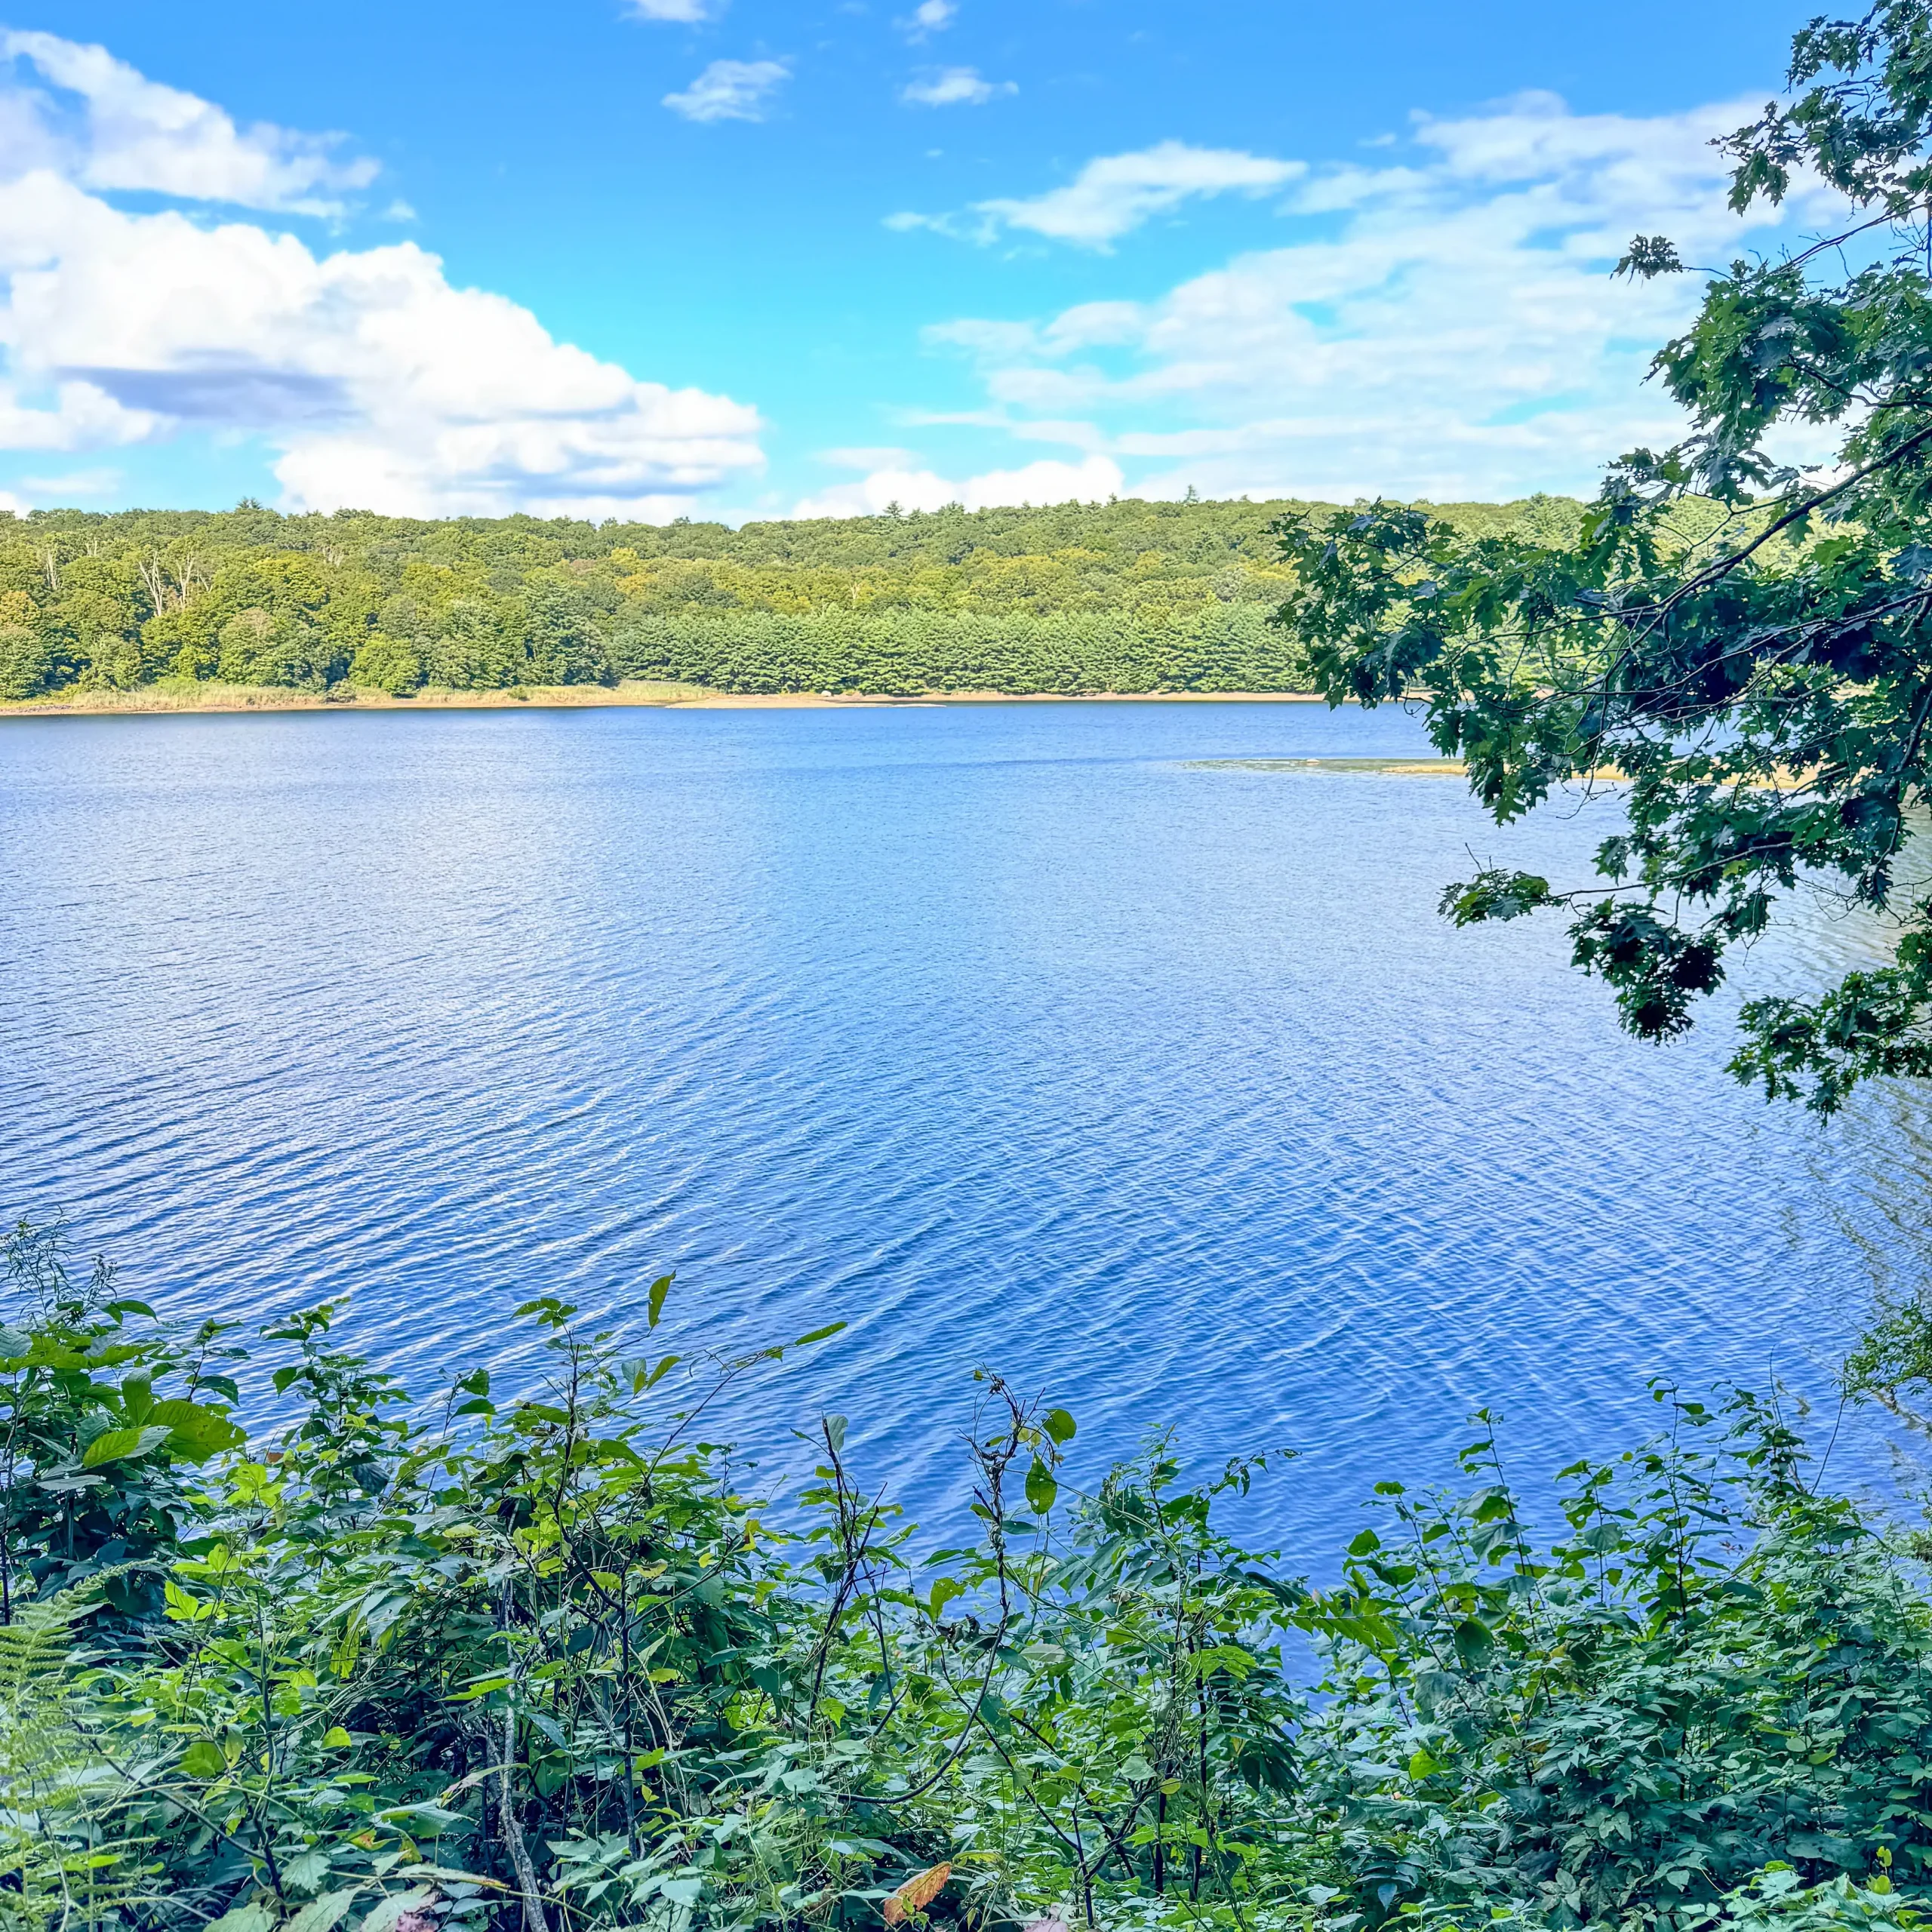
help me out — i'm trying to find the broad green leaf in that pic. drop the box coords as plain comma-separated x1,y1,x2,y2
205,1906,275,1932
1042,1407,1076,1444
648,1272,674,1328
149,1398,246,1461
1025,1457,1057,1515
287,1887,362,1932
120,1371,153,1423
82,1423,173,1467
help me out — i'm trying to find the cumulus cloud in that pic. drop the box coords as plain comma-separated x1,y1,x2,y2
893,140,1304,249
0,34,765,516
921,94,1842,501
793,453,1122,518
0,29,377,216
902,68,1014,108
663,59,789,123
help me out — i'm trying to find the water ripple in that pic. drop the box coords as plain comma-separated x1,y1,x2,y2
2,701,1923,1557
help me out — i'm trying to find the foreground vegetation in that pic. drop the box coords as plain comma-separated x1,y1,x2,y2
0,496,1584,703
4,1214,1930,1932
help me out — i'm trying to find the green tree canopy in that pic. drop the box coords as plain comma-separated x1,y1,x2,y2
0,494,1580,703
1277,0,1932,1114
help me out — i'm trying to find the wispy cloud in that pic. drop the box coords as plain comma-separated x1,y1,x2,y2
921,94,1843,502
627,0,720,19
902,68,1014,108
19,466,119,497
891,141,1303,250
663,58,789,123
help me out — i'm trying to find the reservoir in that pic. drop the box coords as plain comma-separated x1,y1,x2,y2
2,698,1918,1549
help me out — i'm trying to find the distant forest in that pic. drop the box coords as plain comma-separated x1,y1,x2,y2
0,494,1587,700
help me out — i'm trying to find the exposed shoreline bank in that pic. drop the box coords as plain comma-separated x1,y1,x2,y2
0,680,1332,720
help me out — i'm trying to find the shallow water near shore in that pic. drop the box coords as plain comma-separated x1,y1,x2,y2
2,700,1924,1553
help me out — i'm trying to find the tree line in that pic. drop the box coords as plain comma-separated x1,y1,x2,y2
0,494,1584,702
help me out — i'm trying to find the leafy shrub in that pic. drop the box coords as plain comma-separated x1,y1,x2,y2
1,1217,1927,1932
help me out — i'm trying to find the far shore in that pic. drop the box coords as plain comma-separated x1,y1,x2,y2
0,679,1334,721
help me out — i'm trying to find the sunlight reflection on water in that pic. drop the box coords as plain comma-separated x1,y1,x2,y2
2,700,1924,1559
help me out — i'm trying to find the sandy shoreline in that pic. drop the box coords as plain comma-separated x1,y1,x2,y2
0,681,1331,721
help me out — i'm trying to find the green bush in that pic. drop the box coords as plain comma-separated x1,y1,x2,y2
2,1216,1926,1932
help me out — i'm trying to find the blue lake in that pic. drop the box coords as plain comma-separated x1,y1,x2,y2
2,699,1921,1555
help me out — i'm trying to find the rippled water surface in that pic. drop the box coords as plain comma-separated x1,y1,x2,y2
2,700,1923,1551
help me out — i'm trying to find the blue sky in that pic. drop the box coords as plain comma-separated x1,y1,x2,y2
0,0,1829,521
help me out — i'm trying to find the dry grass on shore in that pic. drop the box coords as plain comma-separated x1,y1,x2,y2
1,681,1331,719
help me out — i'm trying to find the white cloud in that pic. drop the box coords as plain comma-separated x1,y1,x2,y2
902,68,1014,108
894,141,1304,250
0,30,377,216
902,0,957,37
794,453,1122,518
663,59,789,124
820,444,922,469
20,466,119,496
922,94,1844,501
0,41,766,516
628,0,718,17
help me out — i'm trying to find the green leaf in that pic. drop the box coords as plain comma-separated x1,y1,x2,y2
287,1887,362,1932
794,1321,847,1347
1042,1407,1076,1444
648,1272,674,1328
180,1738,227,1779
81,1423,173,1467
929,1577,964,1621
205,1907,276,1932
149,1398,247,1462
1025,1457,1058,1515
323,1725,354,1748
